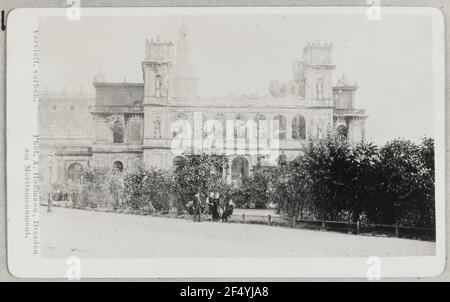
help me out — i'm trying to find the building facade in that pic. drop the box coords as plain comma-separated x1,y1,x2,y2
39,23,367,197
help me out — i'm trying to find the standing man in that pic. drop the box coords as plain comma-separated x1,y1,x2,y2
193,192,202,222
213,192,221,221
207,191,219,221
222,198,235,222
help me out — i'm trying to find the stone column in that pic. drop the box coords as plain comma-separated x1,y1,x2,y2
286,115,293,140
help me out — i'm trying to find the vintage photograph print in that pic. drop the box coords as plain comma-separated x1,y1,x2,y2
6,6,445,278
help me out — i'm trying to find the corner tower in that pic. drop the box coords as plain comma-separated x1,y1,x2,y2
142,37,174,105
142,37,174,170
303,41,335,101
333,74,358,110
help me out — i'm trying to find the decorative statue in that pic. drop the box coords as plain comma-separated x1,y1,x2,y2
153,119,161,138
108,114,125,130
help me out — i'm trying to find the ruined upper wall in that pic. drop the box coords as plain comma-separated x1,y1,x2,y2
38,92,95,140
93,82,144,106
303,42,333,65
144,37,174,62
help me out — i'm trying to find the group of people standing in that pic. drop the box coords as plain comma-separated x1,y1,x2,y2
187,191,235,222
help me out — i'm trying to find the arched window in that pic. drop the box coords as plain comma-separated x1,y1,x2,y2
200,113,209,139
112,121,125,143
234,114,247,139
113,161,123,172
171,112,188,138
273,115,287,139
204,113,226,150
254,114,266,140
155,74,162,97
336,125,348,138
67,163,84,184
292,114,306,140
231,156,249,187
214,113,227,137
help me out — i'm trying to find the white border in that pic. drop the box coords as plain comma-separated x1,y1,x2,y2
6,6,446,278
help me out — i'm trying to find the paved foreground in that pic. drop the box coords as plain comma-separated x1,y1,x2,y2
41,206,434,258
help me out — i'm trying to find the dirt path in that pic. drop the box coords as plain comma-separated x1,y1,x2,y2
40,206,435,258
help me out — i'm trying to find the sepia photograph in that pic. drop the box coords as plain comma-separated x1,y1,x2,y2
5,6,445,279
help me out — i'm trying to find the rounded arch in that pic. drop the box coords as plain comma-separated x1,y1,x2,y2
171,112,188,138
155,74,162,97
215,113,227,122
172,112,188,121
292,114,306,140
113,160,124,172
234,114,248,139
273,114,287,139
254,113,266,121
254,113,267,140
231,156,249,186
200,112,209,139
67,163,84,184
206,113,226,148
215,113,227,130
214,113,227,130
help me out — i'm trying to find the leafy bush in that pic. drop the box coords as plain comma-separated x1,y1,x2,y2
240,166,275,208
123,168,175,212
270,160,312,219
81,167,124,209
173,154,229,211
365,138,435,227
301,136,353,220
61,136,435,229
273,135,435,228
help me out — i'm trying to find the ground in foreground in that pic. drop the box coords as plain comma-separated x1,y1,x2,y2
41,206,434,258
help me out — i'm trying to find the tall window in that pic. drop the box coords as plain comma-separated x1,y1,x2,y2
209,113,226,149
214,113,226,136
316,78,324,99
254,114,266,140
155,75,162,97
234,114,247,139
292,114,306,140
171,112,188,138
273,115,287,139
67,163,84,184
200,113,209,139
129,120,141,143
112,121,125,143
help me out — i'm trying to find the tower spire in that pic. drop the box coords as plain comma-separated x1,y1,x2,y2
179,16,187,37
172,18,198,99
